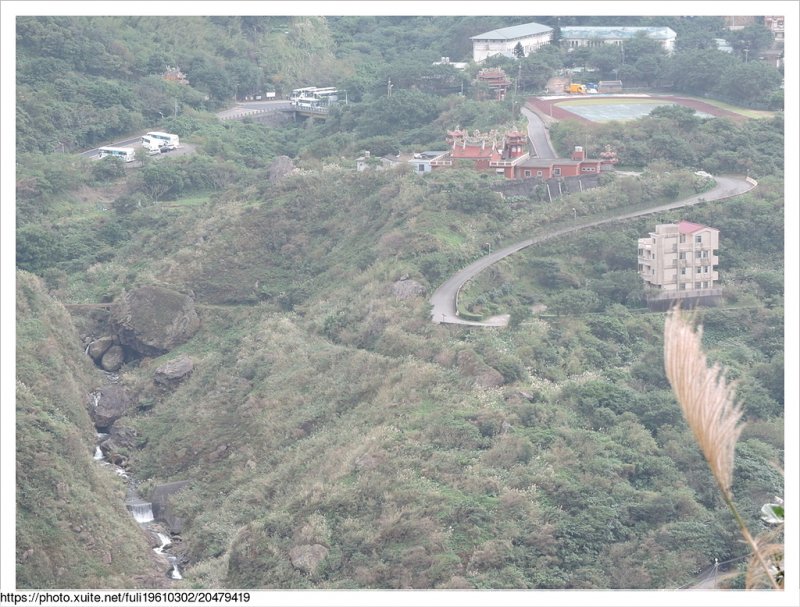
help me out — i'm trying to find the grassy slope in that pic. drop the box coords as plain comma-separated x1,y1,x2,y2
83,167,782,589
16,272,165,588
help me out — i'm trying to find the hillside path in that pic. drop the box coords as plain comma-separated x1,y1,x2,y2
429,175,756,326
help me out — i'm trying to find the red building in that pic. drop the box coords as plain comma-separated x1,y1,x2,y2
431,128,530,177
427,130,614,180
476,68,512,100
513,146,605,179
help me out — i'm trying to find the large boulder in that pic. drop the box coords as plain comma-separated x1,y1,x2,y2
154,355,194,386
288,544,329,575
89,384,131,429
100,345,125,372
112,286,199,357
87,336,115,362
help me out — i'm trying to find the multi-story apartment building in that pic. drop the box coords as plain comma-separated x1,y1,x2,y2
638,221,719,296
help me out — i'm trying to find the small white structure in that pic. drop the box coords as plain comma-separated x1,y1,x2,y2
471,22,553,62
408,151,448,174
561,26,677,54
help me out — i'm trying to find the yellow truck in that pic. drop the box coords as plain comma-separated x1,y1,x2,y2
564,83,587,94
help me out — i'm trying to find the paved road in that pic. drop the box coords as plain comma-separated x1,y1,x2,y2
521,106,557,159
79,100,290,158
429,175,756,327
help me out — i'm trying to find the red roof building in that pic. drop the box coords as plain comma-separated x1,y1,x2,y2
431,128,531,177
476,68,512,100
512,146,607,179
427,129,618,180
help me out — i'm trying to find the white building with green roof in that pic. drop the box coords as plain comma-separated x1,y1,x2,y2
560,26,677,54
471,22,553,62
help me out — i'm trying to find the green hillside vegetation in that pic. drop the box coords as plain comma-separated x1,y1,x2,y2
15,15,784,590
16,272,166,588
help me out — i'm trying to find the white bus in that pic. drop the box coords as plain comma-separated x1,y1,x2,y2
97,146,136,162
290,87,318,105
145,131,180,150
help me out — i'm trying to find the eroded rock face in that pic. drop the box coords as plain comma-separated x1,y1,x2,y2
288,544,329,574
89,384,131,429
112,286,199,357
154,355,194,386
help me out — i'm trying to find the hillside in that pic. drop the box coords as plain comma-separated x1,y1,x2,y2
13,15,785,591
16,272,167,588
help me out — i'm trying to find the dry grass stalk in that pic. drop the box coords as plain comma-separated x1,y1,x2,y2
746,527,785,589
663,305,780,589
663,306,744,500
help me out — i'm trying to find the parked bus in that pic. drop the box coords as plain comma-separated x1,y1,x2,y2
290,87,318,105
141,135,166,154
145,131,180,150
97,146,136,162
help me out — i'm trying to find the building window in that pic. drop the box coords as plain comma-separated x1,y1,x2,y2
696,267,702,274
418,164,425,172
680,283,686,290
695,235,702,243
524,170,531,177
536,170,543,176
703,281,709,288
679,252,686,259
695,282,701,289
553,167,561,176
702,250,709,258
696,251,702,258
680,234,686,243
681,268,687,275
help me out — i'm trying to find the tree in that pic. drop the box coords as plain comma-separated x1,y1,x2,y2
513,42,525,59
727,24,775,56
665,49,736,96
715,61,782,107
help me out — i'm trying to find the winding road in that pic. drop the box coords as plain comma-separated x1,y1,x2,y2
429,174,756,327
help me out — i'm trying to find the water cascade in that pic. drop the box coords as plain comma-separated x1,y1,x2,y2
94,446,104,460
127,500,154,523
153,532,182,579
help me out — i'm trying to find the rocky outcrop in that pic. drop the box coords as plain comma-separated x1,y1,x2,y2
289,544,328,574
99,425,138,457
100,345,125,371
392,276,426,300
89,384,131,429
154,355,194,386
87,336,115,361
456,350,505,389
112,286,199,357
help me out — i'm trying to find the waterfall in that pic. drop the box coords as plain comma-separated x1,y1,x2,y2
127,502,154,523
94,446,104,460
91,392,100,408
154,532,171,554
169,558,183,580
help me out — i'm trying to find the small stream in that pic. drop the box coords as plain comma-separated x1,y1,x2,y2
92,387,182,580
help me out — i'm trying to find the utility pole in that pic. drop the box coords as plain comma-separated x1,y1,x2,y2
387,78,393,97
744,48,749,63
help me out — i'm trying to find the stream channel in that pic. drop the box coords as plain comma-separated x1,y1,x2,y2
92,373,182,581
